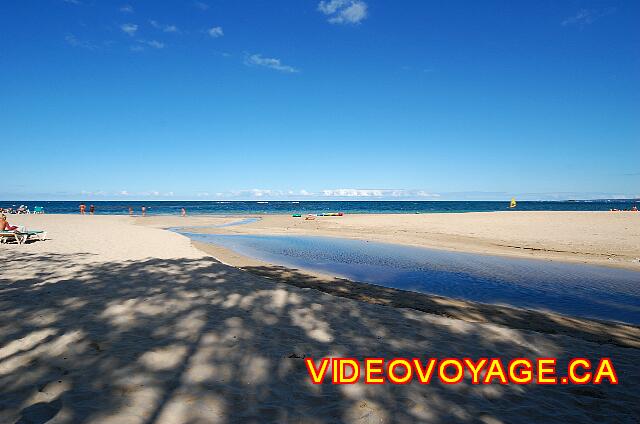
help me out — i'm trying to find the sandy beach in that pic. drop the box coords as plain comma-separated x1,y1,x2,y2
5,0,639,421
1,213,639,423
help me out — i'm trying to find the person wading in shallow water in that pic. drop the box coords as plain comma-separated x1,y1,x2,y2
141,206,146,217
129,207,133,216
79,203,86,215
89,204,95,215
181,207,187,217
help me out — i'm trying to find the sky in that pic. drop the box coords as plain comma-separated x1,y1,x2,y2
1,0,638,201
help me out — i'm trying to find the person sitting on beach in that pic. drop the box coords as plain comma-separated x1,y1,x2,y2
1,214,18,231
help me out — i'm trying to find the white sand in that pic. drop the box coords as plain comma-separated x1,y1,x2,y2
2,215,205,262
1,214,639,423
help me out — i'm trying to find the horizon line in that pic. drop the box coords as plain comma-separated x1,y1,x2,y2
2,198,638,203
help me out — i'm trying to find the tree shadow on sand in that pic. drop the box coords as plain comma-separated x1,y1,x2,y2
1,253,639,423
240,265,640,349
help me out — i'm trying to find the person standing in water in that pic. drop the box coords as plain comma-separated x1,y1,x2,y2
128,207,133,216
181,207,186,217
141,206,146,217
89,204,95,215
79,203,86,215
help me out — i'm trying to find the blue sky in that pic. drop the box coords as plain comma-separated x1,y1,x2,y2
1,0,638,200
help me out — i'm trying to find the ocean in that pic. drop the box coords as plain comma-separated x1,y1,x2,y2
1,200,637,215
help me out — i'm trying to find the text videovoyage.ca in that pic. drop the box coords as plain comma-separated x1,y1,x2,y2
305,357,619,385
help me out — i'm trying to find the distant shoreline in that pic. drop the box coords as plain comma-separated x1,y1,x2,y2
2,199,639,216
2,198,638,202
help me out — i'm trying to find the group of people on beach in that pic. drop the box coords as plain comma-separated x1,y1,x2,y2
610,206,638,212
127,206,149,217
78,204,95,215
1,205,30,214
79,204,187,217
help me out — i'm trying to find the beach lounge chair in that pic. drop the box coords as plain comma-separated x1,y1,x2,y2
0,230,47,244
0,231,26,244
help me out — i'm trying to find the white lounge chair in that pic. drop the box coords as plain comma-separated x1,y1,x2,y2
0,230,47,244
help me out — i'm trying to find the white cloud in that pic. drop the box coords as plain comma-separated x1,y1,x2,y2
194,1,209,11
208,26,224,38
120,4,133,13
562,8,615,26
141,190,173,196
224,189,288,198
151,20,180,33
318,0,342,14
65,34,96,49
322,189,383,197
80,190,107,196
248,189,275,197
318,0,368,24
148,40,164,49
562,9,594,26
415,191,440,198
121,23,138,36
181,188,444,200
138,39,165,49
120,190,130,196
321,189,440,198
245,54,299,73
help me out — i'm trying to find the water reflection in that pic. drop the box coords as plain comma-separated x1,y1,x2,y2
179,233,640,324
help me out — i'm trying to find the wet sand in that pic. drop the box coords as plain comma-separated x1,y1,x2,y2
1,214,639,423
164,212,640,270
